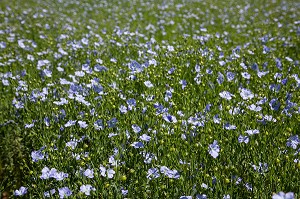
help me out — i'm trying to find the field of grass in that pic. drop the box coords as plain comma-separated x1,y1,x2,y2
0,0,300,198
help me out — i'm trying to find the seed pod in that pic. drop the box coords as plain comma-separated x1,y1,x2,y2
2,192,9,199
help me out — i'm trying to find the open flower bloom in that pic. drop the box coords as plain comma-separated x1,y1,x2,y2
272,192,294,199
80,184,96,196
14,186,28,196
209,140,220,158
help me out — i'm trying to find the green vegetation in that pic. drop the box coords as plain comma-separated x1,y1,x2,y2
0,0,299,198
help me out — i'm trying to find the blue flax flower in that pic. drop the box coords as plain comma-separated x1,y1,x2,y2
132,124,141,133
217,72,224,84
163,114,177,123
208,140,220,158
160,166,180,179
196,194,208,199
245,129,259,135
180,196,192,199
147,168,160,180
94,119,104,130
121,189,128,196
238,135,249,144
286,135,299,149
53,171,69,181
131,141,144,149
144,80,154,88
272,192,294,199
224,123,236,130
239,88,254,100
84,169,94,178
219,91,234,100
127,98,136,110
64,120,76,127
140,134,151,142
269,98,280,111
252,162,268,174
226,71,235,81
78,121,88,128
119,105,127,114
80,184,96,196
14,186,28,196
66,140,77,150
107,118,117,128
44,189,55,197
100,165,115,178
58,187,72,198
31,150,44,162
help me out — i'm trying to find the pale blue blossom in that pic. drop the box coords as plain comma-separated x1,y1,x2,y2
80,184,96,196
66,140,77,149
140,134,151,142
44,189,55,197
100,165,115,178
54,172,69,181
238,135,249,144
241,72,251,79
64,120,76,127
58,187,72,198
223,195,230,199
163,114,177,123
31,150,44,162
147,168,160,180
239,88,254,100
245,129,259,135
208,140,220,158
131,141,144,148
119,105,128,114
196,194,208,199
252,162,268,174
224,123,236,130
272,192,294,199
84,169,94,178
160,166,180,179
132,124,142,133
14,186,28,196
78,121,88,128
180,196,192,199
121,189,128,196
286,135,299,149
219,91,234,100
144,80,154,88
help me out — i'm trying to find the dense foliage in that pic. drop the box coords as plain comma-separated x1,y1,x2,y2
0,0,299,198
